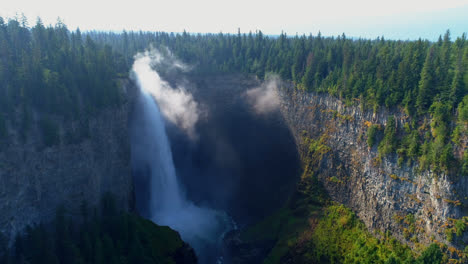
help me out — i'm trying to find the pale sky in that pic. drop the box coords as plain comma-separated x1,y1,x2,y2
1,0,468,40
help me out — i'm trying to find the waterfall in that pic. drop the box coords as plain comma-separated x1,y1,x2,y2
130,54,230,262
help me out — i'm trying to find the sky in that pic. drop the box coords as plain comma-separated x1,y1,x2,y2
1,0,468,40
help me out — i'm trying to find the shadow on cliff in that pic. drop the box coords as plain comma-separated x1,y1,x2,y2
165,73,301,225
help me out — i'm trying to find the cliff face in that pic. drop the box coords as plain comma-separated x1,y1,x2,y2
278,84,468,250
0,80,137,241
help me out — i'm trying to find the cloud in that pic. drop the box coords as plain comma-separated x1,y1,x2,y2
131,48,200,138
245,76,281,115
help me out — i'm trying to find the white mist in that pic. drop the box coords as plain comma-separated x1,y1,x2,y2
130,53,230,262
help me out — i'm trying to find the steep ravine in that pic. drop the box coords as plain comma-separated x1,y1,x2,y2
2,70,466,262
0,76,198,263
277,83,468,251
0,80,136,242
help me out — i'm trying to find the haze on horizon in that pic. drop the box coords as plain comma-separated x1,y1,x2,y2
1,0,468,41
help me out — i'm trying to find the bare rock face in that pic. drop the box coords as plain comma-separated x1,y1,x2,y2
278,84,468,250
0,80,137,242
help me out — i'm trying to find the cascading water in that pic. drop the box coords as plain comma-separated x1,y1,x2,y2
130,54,231,263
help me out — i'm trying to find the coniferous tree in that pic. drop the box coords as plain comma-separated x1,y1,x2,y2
417,47,437,114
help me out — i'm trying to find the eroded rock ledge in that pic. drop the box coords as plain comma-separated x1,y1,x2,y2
278,84,468,251
0,80,137,241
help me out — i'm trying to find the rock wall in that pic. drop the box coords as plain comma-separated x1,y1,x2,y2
278,84,468,251
0,80,136,241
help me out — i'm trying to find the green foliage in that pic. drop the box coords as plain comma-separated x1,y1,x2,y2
310,205,415,264
416,243,443,264
88,27,467,117
451,125,462,146
463,151,468,175
411,100,458,173
459,96,468,121
405,213,415,225
243,201,417,264
416,47,437,114
329,176,343,184
366,124,379,147
1,16,466,172
455,219,466,237
378,116,397,157
8,194,194,264
0,17,123,145
239,129,448,264
305,135,331,159
445,229,454,242
96,29,462,174
454,96,468,175
407,131,420,160
398,121,421,165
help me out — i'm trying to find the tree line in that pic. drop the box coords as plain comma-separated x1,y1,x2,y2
90,28,468,175
1,16,467,173
0,194,196,264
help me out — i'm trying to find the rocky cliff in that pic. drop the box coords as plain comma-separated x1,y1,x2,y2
278,84,468,253
0,80,137,242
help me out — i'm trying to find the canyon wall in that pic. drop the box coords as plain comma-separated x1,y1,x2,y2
278,84,468,251
0,80,136,241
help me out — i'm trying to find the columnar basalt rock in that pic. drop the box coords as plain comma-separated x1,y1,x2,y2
0,80,137,242
278,84,467,250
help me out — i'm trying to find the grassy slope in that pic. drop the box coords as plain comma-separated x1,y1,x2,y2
239,134,455,264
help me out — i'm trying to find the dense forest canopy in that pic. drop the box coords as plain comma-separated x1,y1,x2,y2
91,28,467,113
0,17,127,147
0,17,125,116
0,195,195,264
0,16,467,174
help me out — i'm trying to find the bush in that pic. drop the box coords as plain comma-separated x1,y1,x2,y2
311,205,414,264
445,229,453,242
378,116,397,156
455,219,466,237
417,243,443,264
367,124,379,147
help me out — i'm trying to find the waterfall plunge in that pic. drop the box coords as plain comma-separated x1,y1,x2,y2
130,55,230,261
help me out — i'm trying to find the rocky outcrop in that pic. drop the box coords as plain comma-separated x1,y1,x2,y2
278,84,468,251
0,80,137,242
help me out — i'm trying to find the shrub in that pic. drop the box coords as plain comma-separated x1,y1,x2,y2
367,124,379,147
445,229,453,242
417,243,443,264
463,151,468,175
378,116,397,156
455,219,466,237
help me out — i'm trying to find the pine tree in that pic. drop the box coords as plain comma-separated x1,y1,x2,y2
416,47,436,114
451,62,464,105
